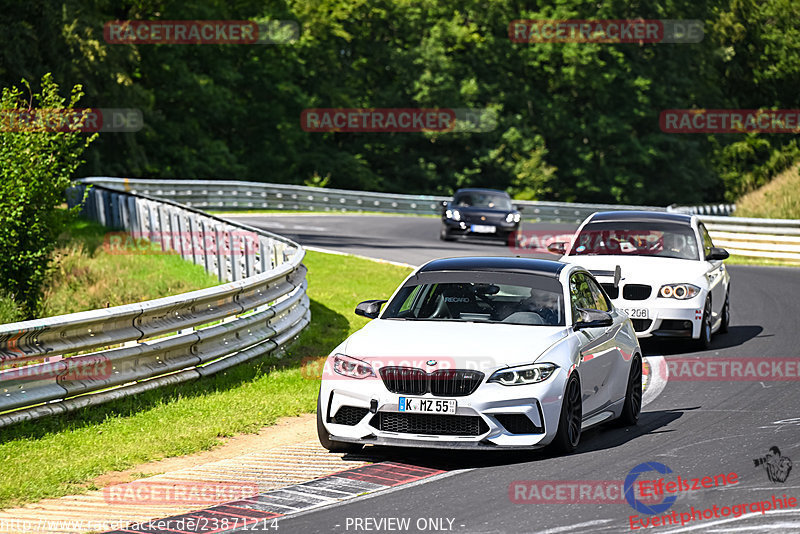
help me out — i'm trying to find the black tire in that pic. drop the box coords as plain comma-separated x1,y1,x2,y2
695,297,712,350
549,375,582,454
316,393,362,453
616,356,642,426
439,226,455,241
720,290,730,334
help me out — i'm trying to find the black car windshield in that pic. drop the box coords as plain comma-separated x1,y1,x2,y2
454,192,512,211
568,221,699,260
382,272,565,326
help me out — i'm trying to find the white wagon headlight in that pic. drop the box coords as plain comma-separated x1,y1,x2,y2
333,354,375,379
658,283,701,300
488,363,557,386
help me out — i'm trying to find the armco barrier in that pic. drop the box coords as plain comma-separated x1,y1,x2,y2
0,184,309,427
79,177,667,224
79,178,799,260
702,215,800,261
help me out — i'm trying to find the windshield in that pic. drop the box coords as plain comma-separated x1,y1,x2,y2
453,192,512,211
382,272,564,326
568,221,699,260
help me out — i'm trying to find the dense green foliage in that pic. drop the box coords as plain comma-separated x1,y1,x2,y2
0,74,95,315
1,0,797,205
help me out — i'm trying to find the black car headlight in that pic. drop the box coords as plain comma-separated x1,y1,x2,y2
658,284,701,300
333,353,375,379
488,363,557,386
446,209,461,221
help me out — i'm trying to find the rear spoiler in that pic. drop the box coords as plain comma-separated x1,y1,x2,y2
588,265,623,288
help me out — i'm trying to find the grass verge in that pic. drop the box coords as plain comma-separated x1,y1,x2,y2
725,255,800,268
39,220,220,316
0,249,411,508
735,164,800,219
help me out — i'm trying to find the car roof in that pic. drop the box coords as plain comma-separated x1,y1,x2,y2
454,188,510,196
418,256,566,278
587,210,694,225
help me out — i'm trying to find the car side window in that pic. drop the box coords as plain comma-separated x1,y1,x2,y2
569,273,595,316
586,278,611,312
699,223,714,259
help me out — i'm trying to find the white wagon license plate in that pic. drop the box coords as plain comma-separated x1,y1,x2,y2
470,224,496,233
398,397,457,414
619,308,649,319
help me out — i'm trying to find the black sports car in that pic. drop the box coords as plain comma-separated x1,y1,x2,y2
440,188,522,243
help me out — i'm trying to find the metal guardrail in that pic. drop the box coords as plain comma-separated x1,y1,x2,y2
0,184,310,427
80,177,668,224
702,215,800,261
668,203,737,216
80,177,798,261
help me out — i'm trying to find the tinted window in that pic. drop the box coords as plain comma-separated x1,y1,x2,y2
383,273,564,326
453,192,512,211
568,221,699,260
699,223,714,258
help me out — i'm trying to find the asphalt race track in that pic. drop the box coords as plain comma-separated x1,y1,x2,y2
238,214,800,534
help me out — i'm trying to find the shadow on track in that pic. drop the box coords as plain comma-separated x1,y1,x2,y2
345,408,690,471
639,325,764,356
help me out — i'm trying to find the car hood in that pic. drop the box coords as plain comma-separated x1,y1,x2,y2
341,319,568,372
563,255,708,284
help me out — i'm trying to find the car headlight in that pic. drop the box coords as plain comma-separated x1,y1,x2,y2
658,284,701,300
505,212,521,223
488,363,557,386
333,353,375,379
446,209,461,221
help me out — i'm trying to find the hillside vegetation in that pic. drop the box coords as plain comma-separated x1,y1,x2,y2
735,165,800,220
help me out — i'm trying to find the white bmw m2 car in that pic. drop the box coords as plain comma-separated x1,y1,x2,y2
317,257,642,454
553,211,731,349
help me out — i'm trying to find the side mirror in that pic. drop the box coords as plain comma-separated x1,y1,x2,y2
515,205,525,211
441,200,449,208
547,242,567,255
706,247,729,261
573,308,613,330
355,299,387,319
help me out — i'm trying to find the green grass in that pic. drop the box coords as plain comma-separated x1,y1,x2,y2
725,255,800,268
0,249,411,508
39,220,219,317
0,292,25,324
735,164,800,220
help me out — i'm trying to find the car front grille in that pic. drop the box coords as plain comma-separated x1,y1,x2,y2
600,283,619,299
623,284,652,300
631,319,653,332
371,413,489,436
494,414,543,434
330,406,369,426
380,367,484,397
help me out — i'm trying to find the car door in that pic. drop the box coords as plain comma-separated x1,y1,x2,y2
570,272,620,416
699,223,727,324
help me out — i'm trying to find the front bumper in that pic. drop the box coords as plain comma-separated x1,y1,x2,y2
609,297,703,339
442,218,518,238
320,369,568,450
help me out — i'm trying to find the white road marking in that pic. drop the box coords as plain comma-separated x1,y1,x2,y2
643,355,668,407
